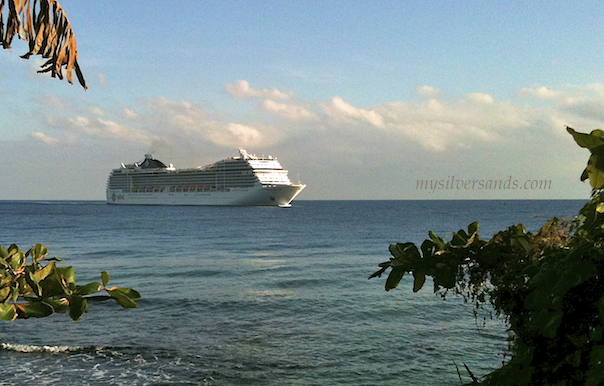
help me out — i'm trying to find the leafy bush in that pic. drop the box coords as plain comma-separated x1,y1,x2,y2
370,127,604,385
0,243,139,321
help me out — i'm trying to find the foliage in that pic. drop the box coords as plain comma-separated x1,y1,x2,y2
0,243,139,321
0,0,86,88
370,127,604,385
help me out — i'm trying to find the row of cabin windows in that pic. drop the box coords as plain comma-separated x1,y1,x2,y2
128,186,232,193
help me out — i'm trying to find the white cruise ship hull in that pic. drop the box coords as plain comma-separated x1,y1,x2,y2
107,183,305,207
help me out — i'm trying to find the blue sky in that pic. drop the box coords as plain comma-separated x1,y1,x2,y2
1,0,603,200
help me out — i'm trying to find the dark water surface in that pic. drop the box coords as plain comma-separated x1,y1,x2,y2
0,200,586,385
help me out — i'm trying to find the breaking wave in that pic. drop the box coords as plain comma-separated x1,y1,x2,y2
0,343,87,353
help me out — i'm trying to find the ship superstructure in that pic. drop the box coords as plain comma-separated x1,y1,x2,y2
106,149,305,206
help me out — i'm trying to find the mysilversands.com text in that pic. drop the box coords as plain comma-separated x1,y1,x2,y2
416,176,552,194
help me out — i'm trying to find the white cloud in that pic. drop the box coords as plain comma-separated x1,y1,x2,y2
34,84,592,157
206,123,263,147
226,80,292,100
121,107,140,119
464,92,494,104
16,81,604,200
260,100,317,121
519,84,604,123
95,72,108,86
320,96,385,128
146,97,210,132
375,95,536,151
44,114,159,144
31,132,60,146
416,85,441,98
144,97,280,148
519,86,562,100
89,107,104,116
34,95,67,109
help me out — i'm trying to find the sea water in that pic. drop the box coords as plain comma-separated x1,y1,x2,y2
0,200,586,385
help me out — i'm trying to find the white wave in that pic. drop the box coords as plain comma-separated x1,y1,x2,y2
0,343,83,353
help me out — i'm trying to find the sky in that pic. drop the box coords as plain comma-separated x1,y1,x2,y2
1,0,603,200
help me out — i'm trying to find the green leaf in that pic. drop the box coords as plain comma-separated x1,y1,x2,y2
0,304,15,321
568,127,604,189
107,288,139,308
8,251,24,271
0,246,8,259
101,271,110,287
69,295,88,321
85,295,113,302
413,270,426,292
567,126,604,150
60,266,76,286
25,271,41,297
17,302,53,318
40,271,70,297
10,287,18,302
468,221,479,235
75,282,102,296
44,297,69,313
451,232,467,246
33,261,55,283
0,286,10,302
584,153,604,189
511,235,531,253
114,287,141,300
434,269,456,289
385,267,405,291
420,240,435,260
428,231,446,250
32,244,48,262
389,243,421,264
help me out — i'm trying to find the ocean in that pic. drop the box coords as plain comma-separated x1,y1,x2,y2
0,199,586,385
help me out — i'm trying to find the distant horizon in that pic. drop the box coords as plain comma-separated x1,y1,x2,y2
0,198,589,202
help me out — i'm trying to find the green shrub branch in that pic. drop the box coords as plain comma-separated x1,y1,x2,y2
0,244,139,321
370,127,604,385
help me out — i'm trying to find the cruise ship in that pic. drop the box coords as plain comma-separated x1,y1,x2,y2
106,149,306,206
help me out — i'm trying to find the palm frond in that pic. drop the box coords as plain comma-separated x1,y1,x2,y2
1,0,86,89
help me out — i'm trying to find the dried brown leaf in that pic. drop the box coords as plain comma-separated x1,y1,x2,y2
1,0,86,88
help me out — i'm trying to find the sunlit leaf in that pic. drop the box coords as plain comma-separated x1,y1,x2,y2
75,282,102,296
0,286,10,302
107,289,138,308
59,266,75,286
468,221,479,235
0,243,138,321
0,304,16,321
101,271,109,287
32,243,48,262
33,261,55,283
567,127,604,150
428,230,446,250
568,127,604,189
8,251,24,271
114,287,141,300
